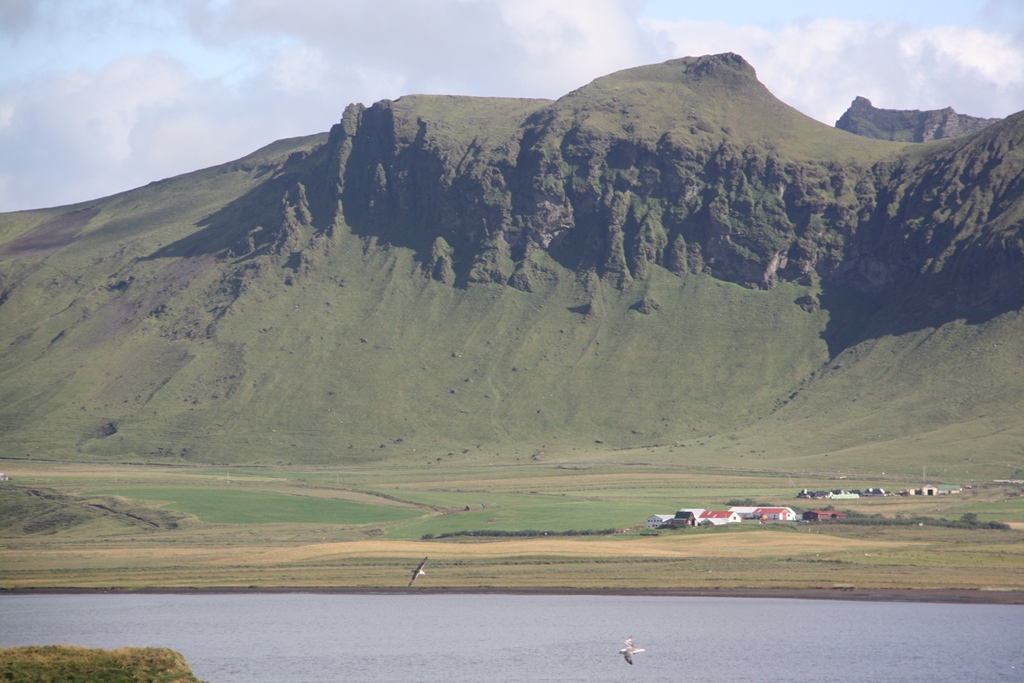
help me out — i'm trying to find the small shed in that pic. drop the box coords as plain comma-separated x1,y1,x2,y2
803,510,847,521
919,485,939,496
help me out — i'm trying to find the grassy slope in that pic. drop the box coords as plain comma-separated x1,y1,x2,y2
0,135,328,458
0,229,832,463
0,645,203,683
5,218,1019,478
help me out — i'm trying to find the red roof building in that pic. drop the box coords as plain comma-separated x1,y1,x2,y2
698,510,742,525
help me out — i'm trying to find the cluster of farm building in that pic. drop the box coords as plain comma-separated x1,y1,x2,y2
647,507,823,528
647,484,966,528
797,484,963,499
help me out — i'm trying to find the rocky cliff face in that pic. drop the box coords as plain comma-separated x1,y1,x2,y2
317,56,857,294
840,111,1024,315
269,55,1019,322
836,96,1000,142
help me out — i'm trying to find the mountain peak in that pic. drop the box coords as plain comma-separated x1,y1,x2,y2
666,52,757,77
596,52,760,91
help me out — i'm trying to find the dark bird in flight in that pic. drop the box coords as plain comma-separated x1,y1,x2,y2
408,557,428,586
619,636,645,665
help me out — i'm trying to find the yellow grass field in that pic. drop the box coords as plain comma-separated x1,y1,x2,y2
3,530,1022,594
217,533,907,564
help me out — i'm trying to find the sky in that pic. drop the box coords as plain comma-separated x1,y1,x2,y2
1,0,1023,213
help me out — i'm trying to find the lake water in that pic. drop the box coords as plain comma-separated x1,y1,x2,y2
1,593,1022,682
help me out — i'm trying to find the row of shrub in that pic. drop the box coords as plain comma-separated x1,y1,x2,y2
834,511,1010,530
422,529,619,539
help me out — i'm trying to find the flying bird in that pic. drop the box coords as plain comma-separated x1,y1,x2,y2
619,636,644,665
408,557,428,586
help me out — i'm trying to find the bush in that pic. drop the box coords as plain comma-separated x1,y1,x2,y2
829,511,1009,530
430,529,618,539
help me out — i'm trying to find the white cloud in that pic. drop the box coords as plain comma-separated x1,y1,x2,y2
494,0,653,92
265,43,331,95
184,0,652,99
899,26,1024,86
0,0,35,35
134,110,252,173
72,56,192,161
0,54,197,209
2,0,1024,213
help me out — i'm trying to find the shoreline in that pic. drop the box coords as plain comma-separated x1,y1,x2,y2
3,586,1022,605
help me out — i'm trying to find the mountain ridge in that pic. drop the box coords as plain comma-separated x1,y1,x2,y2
0,53,1021,474
836,95,1001,142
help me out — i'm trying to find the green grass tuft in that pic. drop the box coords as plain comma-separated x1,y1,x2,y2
0,645,204,683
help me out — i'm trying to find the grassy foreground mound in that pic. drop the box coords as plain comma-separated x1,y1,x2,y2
0,645,203,683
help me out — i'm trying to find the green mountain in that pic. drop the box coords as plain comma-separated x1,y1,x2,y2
1,53,1022,475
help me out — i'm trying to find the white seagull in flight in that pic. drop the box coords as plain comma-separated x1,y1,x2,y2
408,557,428,586
619,636,644,665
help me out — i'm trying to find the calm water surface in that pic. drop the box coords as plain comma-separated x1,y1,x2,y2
2,593,1022,682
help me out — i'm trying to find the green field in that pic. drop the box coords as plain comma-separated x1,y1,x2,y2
2,459,1021,595
90,487,422,525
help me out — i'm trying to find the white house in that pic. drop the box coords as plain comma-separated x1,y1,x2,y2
647,514,675,528
729,506,797,521
698,510,741,525
753,506,797,521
